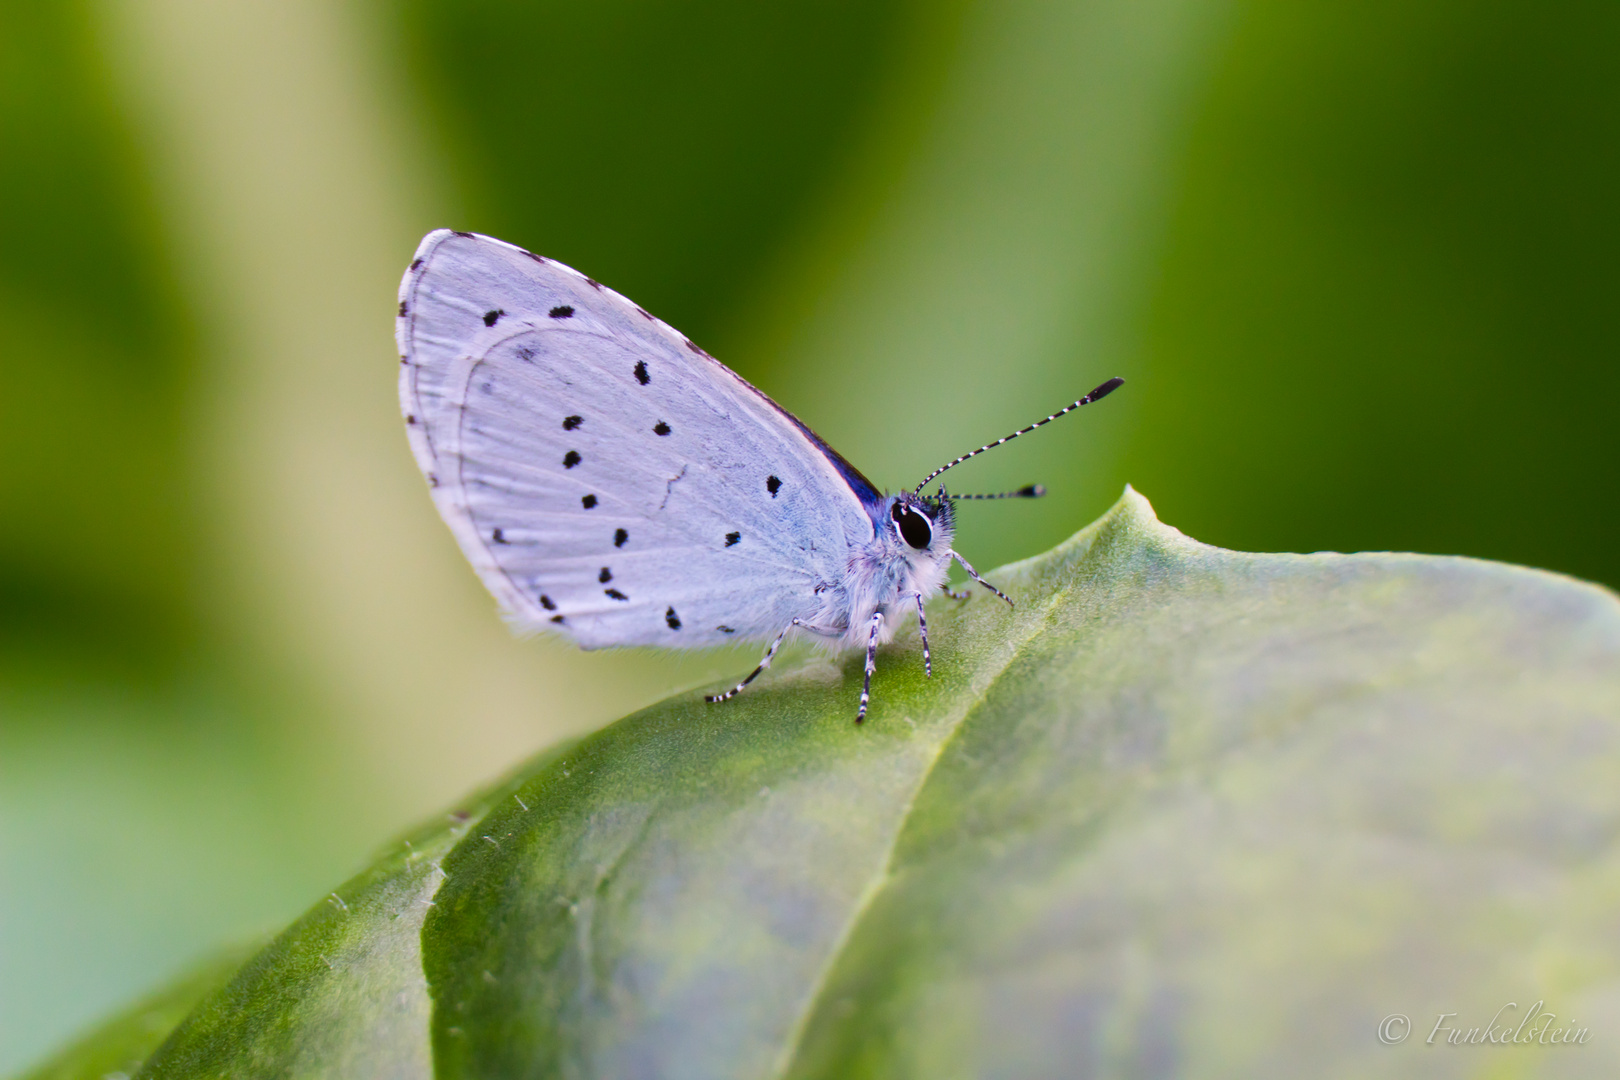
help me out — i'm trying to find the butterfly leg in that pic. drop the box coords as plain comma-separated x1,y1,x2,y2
952,551,1014,608
705,619,804,704
914,593,932,677
857,610,886,723
941,587,972,602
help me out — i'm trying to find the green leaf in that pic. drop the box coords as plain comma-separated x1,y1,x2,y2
26,488,1620,1078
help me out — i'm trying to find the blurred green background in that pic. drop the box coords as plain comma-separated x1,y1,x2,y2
2,0,1616,1070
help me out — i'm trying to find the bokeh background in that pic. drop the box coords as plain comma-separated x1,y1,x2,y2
3,0,1617,1069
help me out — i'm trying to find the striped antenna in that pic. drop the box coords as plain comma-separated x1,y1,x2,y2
945,484,1046,500
913,377,1124,494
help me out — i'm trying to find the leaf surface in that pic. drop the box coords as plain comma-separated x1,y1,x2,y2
21,489,1620,1079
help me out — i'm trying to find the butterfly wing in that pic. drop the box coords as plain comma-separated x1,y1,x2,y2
398,229,877,649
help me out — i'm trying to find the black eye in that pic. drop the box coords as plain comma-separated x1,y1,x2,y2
892,503,932,549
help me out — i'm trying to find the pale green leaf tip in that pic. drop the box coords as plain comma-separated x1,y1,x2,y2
994,482,1178,585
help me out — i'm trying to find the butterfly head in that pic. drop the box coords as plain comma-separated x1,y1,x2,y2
885,490,954,557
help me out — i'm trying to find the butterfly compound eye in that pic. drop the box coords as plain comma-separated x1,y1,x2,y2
891,503,933,550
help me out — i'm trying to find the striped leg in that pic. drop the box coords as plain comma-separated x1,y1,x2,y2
856,609,885,723
706,619,801,704
952,551,1014,607
942,587,971,601
914,593,932,677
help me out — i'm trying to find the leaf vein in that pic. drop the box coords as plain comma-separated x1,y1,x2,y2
766,559,1092,1078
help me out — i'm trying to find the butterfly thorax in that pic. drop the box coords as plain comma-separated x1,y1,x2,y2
819,493,954,650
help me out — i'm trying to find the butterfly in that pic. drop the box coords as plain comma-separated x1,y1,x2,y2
398,229,1122,722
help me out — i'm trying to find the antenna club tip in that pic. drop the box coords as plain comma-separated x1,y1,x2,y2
1085,376,1125,403
1018,484,1046,498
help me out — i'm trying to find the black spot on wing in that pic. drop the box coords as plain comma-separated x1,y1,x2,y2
539,595,556,611
563,450,582,468
717,625,735,634
525,251,547,265
634,361,649,385
599,567,613,583
582,494,598,509
550,614,565,624
614,528,628,548
483,309,504,326
725,532,740,547
452,230,474,238
585,277,603,291
398,300,408,317
666,607,681,630
410,258,423,271
635,306,653,320
549,305,574,319
684,339,709,358
605,587,628,601
563,415,583,431
767,475,782,497
492,528,507,544
653,421,671,436
406,414,417,425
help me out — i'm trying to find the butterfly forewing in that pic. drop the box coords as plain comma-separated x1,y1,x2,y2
398,230,873,648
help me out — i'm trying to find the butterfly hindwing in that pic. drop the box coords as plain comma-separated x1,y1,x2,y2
398,230,875,648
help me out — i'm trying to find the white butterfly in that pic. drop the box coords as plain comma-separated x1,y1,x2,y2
398,229,1122,721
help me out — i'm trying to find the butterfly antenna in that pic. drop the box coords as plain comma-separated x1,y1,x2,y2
913,377,1124,495
946,484,1046,500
